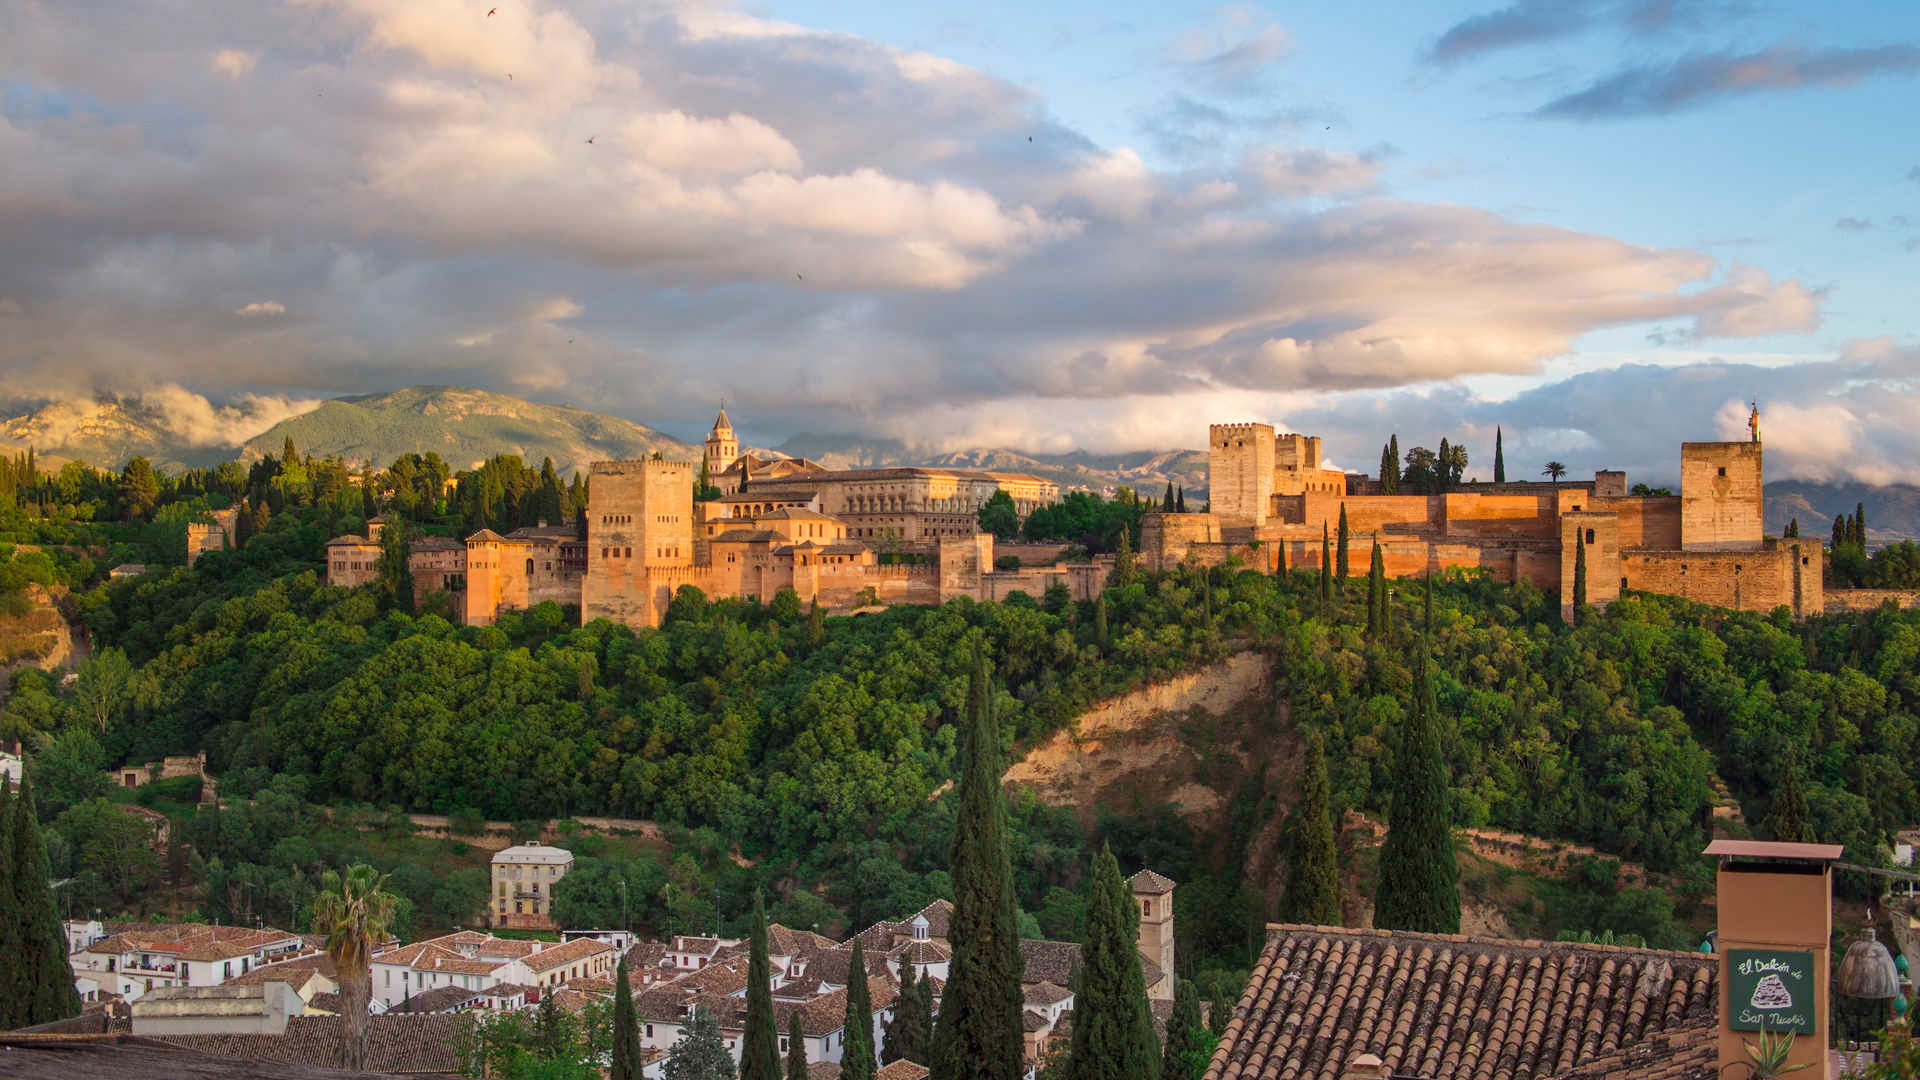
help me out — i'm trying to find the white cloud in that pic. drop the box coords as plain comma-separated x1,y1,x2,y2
234,300,285,317
210,49,257,78
1242,145,1385,198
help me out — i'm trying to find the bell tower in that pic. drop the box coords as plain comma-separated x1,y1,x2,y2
705,405,739,478
1130,869,1177,1000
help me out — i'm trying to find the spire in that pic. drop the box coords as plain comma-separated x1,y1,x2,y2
713,401,733,435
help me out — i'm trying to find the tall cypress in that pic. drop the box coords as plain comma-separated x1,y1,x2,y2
786,1012,809,1080
1857,502,1867,546
740,894,782,1080
1763,754,1815,844
612,954,640,1080
8,776,82,1026
1279,732,1342,926
1379,444,1395,492
0,778,21,1018
1388,435,1400,493
883,953,929,1065
1832,513,1847,551
1319,523,1332,604
1066,845,1160,1080
1571,529,1588,626
1110,528,1136,588
842,936,877,1080
1163,481,1175,510
1093,593,1110,653
1372,633,1460,933
1335,505,1350,582
1493,426,1506,483
1175,486,1187,513
1160,979,1211,1080
1366,542,1385,641
930,643,1025,1080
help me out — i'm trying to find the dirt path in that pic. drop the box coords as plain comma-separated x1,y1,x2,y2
403,813,670,851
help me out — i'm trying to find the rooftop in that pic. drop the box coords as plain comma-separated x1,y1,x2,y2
489,842,573,865
0,1034,442,1080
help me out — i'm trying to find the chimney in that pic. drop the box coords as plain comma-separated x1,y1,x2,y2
1343,1052,1387,1080
1705,839,1841,1080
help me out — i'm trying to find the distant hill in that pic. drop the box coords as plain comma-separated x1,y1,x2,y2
1768,480,1920,546
241,387,699,477
774,433,1211,498
0,396,248,473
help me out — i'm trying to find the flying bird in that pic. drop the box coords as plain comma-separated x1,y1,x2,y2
506,73,513,80
487,7,497,15
795,274,803,280
585,135,596,144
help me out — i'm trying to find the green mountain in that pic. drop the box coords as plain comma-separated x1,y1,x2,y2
774,433,1211,498
242,386,698,477
0,395,245,473
1768,481,1920,547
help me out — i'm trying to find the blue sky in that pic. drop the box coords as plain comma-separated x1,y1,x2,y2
1,0,1916,486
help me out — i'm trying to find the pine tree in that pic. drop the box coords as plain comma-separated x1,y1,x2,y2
1160,979,1212,1080
930,642,1026,1080
842,935,877,1080
741,894,782,1080
613,953,641,1080
1319,523,1332,604
1335,505,1350,583
1066,844,1160,1080
1493,426,1506,483
1571,529,1588,626
1279,731,1342,925
1763,754,1815,844
1110,528,1136,588
1372,632,1460,934
786,1011,809,1080
1175,486,1187,513
7,776,82,1026
883,953,929,1065
1832,513,1847,551
1785,518,1799,538
0,778,20,1019
1093,592,1109,653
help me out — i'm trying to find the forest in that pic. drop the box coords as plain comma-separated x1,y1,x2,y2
6,445,1920,990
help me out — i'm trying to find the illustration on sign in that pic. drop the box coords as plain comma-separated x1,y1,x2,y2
1727,949,1815,1034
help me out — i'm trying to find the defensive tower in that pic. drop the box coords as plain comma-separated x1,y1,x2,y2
1209,422,1276,529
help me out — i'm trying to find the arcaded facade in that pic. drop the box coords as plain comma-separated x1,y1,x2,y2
1147,420,1825,618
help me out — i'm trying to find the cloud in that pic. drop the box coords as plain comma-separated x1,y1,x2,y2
1908,166,1920,182
210,49,257,78
0,0,1836,455
1169,5,1292,95
1428,1,1596,65
1535,43,1920,119
1834,217,1875,231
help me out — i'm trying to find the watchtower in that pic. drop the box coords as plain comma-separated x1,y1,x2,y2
1209,423,1275,529
1680,442,1763,551
583,458,694,627
1130,869,1177,1001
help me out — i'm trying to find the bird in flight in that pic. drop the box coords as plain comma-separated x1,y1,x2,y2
795,273,803,280
506,73,513,80
487,7,497,16
1027,136,1033,142
585,135,596,145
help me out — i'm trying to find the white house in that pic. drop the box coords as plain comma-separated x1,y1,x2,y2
69,924,309,1002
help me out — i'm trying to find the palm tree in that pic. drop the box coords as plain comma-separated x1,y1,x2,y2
313,864,398,1071
1542,461,1567,485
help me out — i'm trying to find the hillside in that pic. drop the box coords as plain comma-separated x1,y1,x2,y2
0,396,249,473
241,386,699,477
1768,480,1920,546
775,432,1211,496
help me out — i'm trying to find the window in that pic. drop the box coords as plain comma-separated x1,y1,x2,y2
1621,577,1628,590
1142,900,1151,917
1717,467,1726,477
525,558,534,574
1585,529,1595,544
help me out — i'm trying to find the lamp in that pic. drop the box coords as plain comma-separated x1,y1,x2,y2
1838,925,1902,1000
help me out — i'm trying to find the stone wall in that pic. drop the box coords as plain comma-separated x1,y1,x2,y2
1209,423,1274,528
1594,495,1681,549
1621,540,1811,614
1826,588,1920,612
1442,493,1558,540
1141,513,1220,570
1561,512,1622,617
1680,442,1763,551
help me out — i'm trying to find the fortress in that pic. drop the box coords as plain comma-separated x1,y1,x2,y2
326,410,1828,626
1141,419,1825,618
329,408,1086,628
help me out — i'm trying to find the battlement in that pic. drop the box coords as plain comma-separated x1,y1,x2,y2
1210,422,1274,441
591,459,693,476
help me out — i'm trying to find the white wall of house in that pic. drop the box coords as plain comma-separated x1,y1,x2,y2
372,958,531,1009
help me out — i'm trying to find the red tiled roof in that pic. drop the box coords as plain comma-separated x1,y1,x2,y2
1128,868,1178,895
150,1014,464,1074
1203,925,1718,1080
523,937,613,973
876,1062,931,1080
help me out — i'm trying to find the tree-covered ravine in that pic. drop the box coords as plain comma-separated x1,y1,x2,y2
13,497,1920,994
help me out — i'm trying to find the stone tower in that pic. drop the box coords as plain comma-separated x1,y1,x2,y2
1680,442,1763,551
705,406,739,479
1130,869,1177,1001
582,458,695,628
1208,423,1275,530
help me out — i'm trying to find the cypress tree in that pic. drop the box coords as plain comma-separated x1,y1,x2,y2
1160,979,1211,1080
1857,502,1867,546
1175,486,1187,513
740,894,782,1080
1493,426,1506,483
1336,505,1350,582
1093,592,1109,653
1066,844,1160,1080
1110,528,1136,588
1832,513,1847,551
613,954,640,1080
1163,481,1175,510
1379,444,1394,491
1388,435,1400,493
0,778,20,1019
786,1012,809,1080
807,599,825,649
1372,634,1460,934
1785,518,1799,538
1275,537,1286,576
1279,732,1342,926
8,776,82,1026
1366,541,1385,641
1319,523,1332,604
1571,529,1588,626
842,935,877,1080
1437,438,1452,493
883,953,929,1065
930,642,1025,1080
1763,754,1815,844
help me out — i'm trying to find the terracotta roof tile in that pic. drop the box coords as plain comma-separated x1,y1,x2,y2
150,1014,463,1074
523,937,613,973
1201,926,1719,1080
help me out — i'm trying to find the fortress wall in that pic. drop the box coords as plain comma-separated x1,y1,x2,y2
1561,513,1623,616
1441,493,1558,540
1826,588,1920,612
1594,496,1682,549
1622,547,1796,613
1681,442,1764,550
1142,513,1220,570
1301,493,1439,535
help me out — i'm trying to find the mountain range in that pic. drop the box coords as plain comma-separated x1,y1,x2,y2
1,386,1912,541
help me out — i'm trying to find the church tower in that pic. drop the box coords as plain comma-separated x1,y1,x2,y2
1130,869,1177,1000
705,405,739,478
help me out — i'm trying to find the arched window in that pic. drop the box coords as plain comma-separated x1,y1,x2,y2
525,558,534,574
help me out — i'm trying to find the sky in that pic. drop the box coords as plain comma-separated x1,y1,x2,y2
1,0,1917,486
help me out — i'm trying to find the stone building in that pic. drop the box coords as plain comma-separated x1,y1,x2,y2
185,508,239,568
490,842,574,930
1147,419,1825,618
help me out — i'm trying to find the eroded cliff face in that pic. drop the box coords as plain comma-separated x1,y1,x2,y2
1002,651,1284,829
0,583,82,696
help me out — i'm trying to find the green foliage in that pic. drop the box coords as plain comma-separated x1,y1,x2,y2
664,1007,735,1080
5,776,84,1027
1372,642,1460,934
1335,505,1350,583
552,855,665,931
1493,427,1505,484
742,893,782,1080
842,935,877,1080
786,1011,809,1080
1160,980,1213,1080
1065,843,1159,1080
1021,490,1146,554
1278,732,1340,926
883,952,931,1065
1572,530,1587,626
1319,525,1331,604
978,491,1021,541
931,643,1026,1080
1763,755,1814,844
